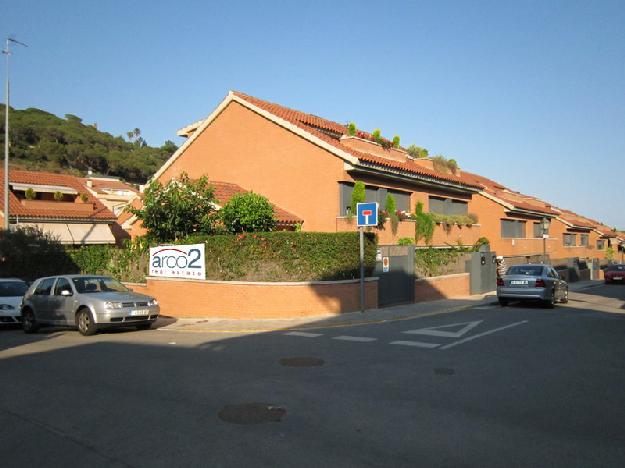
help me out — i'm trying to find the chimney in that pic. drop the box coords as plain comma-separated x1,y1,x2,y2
86,180,93,188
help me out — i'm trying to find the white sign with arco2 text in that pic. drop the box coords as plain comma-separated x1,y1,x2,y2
149,244,206,279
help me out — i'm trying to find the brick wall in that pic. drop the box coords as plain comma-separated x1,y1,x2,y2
126,277,379,319
414,273,471,302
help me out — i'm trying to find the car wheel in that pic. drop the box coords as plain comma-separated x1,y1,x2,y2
76,308,97,336
22,308,39,334
136,323,152,331
560,288,569,304
544,291,556,309
498,298,509,307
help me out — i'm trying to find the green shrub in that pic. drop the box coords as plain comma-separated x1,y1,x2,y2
385,193,398,233
79,193,89,202
406,145,428,159
414,246,470,278
183,231,377,281
414,201,435,244
129,172,218,242
53,191,64,201
25,188,36,200
350,181,366,217
0,227,79,280
372,129,381,141
432,155,459,174
392,135,400,148
398,237,414,245
219,192,276,233
347,122,357,136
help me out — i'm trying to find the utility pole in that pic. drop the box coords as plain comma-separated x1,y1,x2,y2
2,37,28,230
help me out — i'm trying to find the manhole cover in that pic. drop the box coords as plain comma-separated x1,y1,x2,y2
279,357,324,367
434,367,455,376
218,403,286,425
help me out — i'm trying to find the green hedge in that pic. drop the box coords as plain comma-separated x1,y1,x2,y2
68,231,377,282
184,231,377,281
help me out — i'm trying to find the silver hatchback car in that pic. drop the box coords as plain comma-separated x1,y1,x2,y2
497,264,568,308
21,275,160,336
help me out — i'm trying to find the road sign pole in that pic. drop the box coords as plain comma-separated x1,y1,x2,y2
359,226,365,313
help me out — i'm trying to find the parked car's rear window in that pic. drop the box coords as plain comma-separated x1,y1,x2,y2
606,265,625,272
72,277,129,294
506,265,545,276
0,280,28,297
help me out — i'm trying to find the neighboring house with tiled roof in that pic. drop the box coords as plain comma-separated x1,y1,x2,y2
82,173,139,216
0,169,120,244
122,180,303,238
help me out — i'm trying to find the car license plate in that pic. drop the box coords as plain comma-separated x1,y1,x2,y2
130,309,149,316
510,280,528,285
613,277,622,281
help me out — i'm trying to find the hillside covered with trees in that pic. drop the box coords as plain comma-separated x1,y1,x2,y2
0,104,177,183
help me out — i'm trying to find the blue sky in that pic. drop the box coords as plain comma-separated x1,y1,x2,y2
2,0,624,227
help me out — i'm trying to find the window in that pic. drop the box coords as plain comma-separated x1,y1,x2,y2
533,222,549,238
34,278,55,296
428,196,468,215
563,233,576,246
0,280,28,297
507,265,545,276
597,239,605,250
580,234,589,246
339,182,411,216
71,276,129,294
54,278,73,296
501,219,526,238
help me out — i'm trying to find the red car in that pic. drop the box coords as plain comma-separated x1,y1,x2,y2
604,264,625,284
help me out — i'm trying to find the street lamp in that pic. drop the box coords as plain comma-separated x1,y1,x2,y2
2,37,28,231
541,217,551,264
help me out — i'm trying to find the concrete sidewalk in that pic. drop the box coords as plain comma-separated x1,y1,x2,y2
155,295,494,334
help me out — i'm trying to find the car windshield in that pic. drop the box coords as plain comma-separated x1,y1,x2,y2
71,277,129,294
606,265,625,272
0,281,28,297
507,265,544,276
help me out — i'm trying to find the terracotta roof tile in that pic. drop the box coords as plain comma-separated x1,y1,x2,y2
231,91,481,189
1,170,116,222
81,177,139,194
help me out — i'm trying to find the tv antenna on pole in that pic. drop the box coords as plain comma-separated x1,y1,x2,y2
3,36,28,230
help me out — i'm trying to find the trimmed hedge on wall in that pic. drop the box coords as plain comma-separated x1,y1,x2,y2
183,231,377,281
69,232,377,282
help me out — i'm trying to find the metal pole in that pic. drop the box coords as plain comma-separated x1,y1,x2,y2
543,235,546,264
359,227,365,313
3,38,9,230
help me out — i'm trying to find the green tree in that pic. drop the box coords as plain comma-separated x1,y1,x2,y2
128,173,217,242
219,192,276,233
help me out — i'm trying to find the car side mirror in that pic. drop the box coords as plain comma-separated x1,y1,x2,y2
61,290,72,297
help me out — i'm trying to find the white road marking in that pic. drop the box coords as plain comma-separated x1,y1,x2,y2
333,336,378,342
472,306,497,310
440,320,529,350
403,320,483,338
389,340,440,349
285,331,323,338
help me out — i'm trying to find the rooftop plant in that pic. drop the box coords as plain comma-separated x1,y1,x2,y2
347,122,357,136
406,145,428,159
432,155,459,174
25,188,36,200
392,135,400,148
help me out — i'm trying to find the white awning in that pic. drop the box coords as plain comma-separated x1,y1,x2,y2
16,223,115,245
10,183,78,195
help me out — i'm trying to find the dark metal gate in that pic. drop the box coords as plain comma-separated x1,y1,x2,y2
466,251,497,294
374,245,415,306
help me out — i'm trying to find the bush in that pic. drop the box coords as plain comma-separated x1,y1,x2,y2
415,246,470,278
219,192,276,233
347,122,357,136
398,237,414,245
129,172,218,242
392,135,400,148
25,188,36,200
53,191,64,201
385,193,398,233
0,227,79,280
406,145,428,159
350,181,366,217
414,201,435,244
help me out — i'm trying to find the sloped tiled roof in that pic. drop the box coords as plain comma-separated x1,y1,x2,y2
210,180,302,224
0,170,116,222
229,91,481,190
82,177,139,194
462,171,558,216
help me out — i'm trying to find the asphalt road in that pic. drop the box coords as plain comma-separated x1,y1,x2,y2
2,284,625,467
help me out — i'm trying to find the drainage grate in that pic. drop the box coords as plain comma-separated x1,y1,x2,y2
434,367,455,376
279,357,325,367
218,403,286,425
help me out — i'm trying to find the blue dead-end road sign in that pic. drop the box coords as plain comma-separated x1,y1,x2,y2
357,202,379,227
